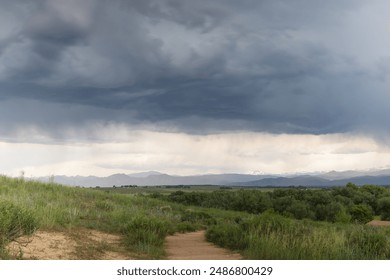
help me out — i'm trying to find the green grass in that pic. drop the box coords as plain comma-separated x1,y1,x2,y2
0,176,240,259
0,199,38,259
206,211,390,259
0,176,180,258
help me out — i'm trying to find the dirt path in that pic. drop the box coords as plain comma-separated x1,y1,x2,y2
7,229,242,260
165,230,242,260
6,228,136,260
367,220,390,226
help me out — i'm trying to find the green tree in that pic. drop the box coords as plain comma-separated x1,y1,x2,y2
334,206,352,223
378,197,390,221
315,202,343,222
286,200,315,220
349,204,373,224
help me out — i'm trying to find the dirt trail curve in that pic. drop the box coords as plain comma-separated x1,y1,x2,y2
165,230,242,260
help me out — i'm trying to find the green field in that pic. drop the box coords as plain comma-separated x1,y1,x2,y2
0,176,246,259
2,176,390,259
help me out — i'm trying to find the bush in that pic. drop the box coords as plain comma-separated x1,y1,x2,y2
314,202,343,222
175,222,198,233
334,207,351,224
349,204,373,224
286,200,315,220
0,201,38,247
180,210,216,225
378,197,390,221
121,215,173,257
206,223,249,251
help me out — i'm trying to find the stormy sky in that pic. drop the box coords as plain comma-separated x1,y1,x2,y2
1,0,390,176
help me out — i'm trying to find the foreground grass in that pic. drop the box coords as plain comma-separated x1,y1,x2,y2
0,200,38,259
206,211,390,259
0,176,235,259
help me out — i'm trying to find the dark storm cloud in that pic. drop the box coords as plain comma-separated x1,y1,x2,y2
1,0,390,139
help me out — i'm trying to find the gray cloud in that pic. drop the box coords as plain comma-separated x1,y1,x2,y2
1,0,390,140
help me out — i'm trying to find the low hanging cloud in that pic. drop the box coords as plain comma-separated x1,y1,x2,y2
2,131,390,177
1,0,390,141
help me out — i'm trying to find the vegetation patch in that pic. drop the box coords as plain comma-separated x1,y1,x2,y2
121,215,174,258
166,184,390,224
0,201,38,246
207,211,390,259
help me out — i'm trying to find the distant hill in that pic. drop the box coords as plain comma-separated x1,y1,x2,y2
332,176,390,186
127,171,164,178
34,169,390,187
234,175,330,187
319,169,390,180
234,175,390,187
39,173,271,187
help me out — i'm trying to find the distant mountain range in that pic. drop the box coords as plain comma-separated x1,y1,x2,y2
35,169,390,187
40,172,270,187
235,175,390,187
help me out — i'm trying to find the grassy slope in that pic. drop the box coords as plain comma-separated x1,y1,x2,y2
0,176,246,259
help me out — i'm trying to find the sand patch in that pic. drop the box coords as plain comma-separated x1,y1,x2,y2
7,231,76,260
6,229,135,260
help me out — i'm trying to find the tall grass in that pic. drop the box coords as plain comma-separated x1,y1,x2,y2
121,215,174,258
0,200,38,259
206,211,390,259
0,201,37,240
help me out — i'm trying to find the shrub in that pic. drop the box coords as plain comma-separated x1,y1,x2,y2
175,222,198,233
349,204,373,224
180,210,216,225
286,200,315,220
206,223,249,251
121,215,173,257
0,201,38,247
334,207,351,224
314,202,343,222
378,197,390,221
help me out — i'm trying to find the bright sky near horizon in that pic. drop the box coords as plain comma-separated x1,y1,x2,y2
1,0,390,177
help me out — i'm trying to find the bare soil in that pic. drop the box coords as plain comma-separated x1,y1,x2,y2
367,220,390,226
6,228,136,260
165,230,242,260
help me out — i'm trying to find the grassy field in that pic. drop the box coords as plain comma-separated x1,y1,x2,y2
0,176,246,259
2,176,390,260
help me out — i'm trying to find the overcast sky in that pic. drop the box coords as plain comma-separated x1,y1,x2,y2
1,0,390,177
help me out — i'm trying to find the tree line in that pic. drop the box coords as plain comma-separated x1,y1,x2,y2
162,183,390,224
